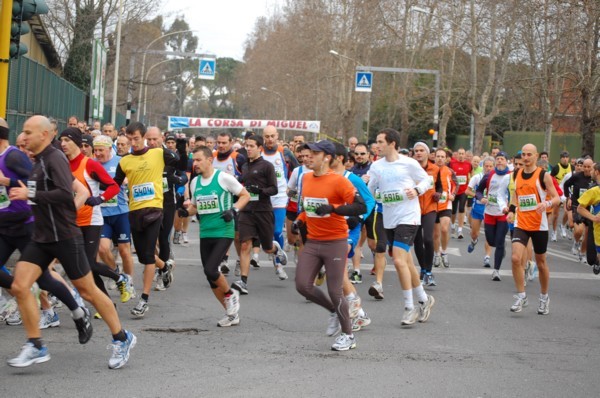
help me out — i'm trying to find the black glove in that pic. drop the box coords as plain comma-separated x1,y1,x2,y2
291,219,304,235
432,192,441,202
176,138,188,153
177,208,189,218
346,216,361,230
246,185,262,194
287,189,298,198
85,196,104,206
315,204,334,216
221,208,237,222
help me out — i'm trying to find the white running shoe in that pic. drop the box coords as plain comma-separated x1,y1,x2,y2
510,295,528,312
537,295,550,315
224,290,240,316
550,230,557,242
492,270,501,281
217,313,240,327
275,265,288,280
7,342,50,368
39,310,60,329
331,333,356,351
347,295,361,319
401,307,419,325
418,295,435,323
182,232,189,244
326,312,341,336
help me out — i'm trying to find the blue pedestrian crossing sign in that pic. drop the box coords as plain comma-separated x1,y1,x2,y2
355,71,372,92
199,58,216,80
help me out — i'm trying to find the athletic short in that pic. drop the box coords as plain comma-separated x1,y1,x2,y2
511,228,549,255
364,210,386,253
467,197,474,207
386,224,419,252
452,193,468,214
436,209,452,223
286,210,298,222
484,213,507,225
572,209,585,225
101,213,131,243
347,224,362,258
20,236,91,280
129,208,163,265
471,203,485,221
238,211,275,251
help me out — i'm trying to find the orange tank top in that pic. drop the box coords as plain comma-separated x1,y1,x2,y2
514,167,548,231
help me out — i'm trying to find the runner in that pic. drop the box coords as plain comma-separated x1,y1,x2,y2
112,122,185,317
563,158,593,261
232,135,288,295
293,140,366,350
7,115,134,369
507,144,560,314
475,151,511,281
549,151,572,241
466,157,494,267
433,148,458,268
576,162,600,274
367,129,435,326
181,146,250,326
449,148,473,239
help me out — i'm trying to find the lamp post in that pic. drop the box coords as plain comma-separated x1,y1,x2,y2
329,49,371,141
110,0,123,125
260,86,288,120
142,59,174,123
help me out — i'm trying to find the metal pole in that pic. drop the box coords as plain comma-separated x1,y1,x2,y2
110,0,123,125
142,59,171,122
126,58,135,126
366,92,371,141
469,114,474,152
0,0,13,120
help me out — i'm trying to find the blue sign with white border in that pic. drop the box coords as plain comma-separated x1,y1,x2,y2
199,58,216,80
355,71,372,92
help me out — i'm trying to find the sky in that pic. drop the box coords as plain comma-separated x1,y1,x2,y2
162,0,284,61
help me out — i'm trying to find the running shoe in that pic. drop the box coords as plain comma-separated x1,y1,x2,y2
172,231,180,245
441,253,450,268
232,280,249,295
116,274,134,303
107,278,117,291
326,312,341,336
467,238,478,253
107,330,137,369
331,333,356,351
74,310,93,344
349,270,362,284
527,261,536,281
162,260,174,289
550,230,557,242
39,310,60,329
275,265,288,280
94,312,102,319
423,273,437,287
6,310,22,326
234,260,241,276
571,241,579,255
131,299,149,318
0,297,17,321
220,260,230,276
7,342,50,368
401,307,419,325
347,295,361,319
433,254,441,268
537,296,550,315
315,269,326,286
510,295,528,312
457,229,464,239
272,241,288,266
154,276,165,291
418,294,435,323
182,233,189,244
560,224,567,239
368,282,384,300
370,266,376,275
492,270,501,281
567,227,573,240
49,294,63,309
217,313,240,327
593,263,600,275
352,313,371,332
224,290,240,316
250,258,260,269
483,256,491,268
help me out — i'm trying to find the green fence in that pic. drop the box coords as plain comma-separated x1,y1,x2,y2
502,131,600,164
5,56,125,144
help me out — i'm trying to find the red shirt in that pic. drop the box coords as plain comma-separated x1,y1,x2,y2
449,159,472,195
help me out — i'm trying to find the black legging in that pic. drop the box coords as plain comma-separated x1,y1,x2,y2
158,202,176,262
414,211,437,273
484,221,509,270
81,225,120,298
586,223,597,265
200,238,233,288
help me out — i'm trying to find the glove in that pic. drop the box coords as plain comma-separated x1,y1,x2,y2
432,192,441,202
177,207,189,218
221,208,237,222
246,185,262,194
85,196,104,206
315,204,334,216
346,216,361,230
291,219,304,235
176,138,188,153
287,189,298,198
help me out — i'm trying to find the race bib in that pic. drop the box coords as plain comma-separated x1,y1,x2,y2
579,188,587,198
374,189,382,203
132,182,155,202
196,194,219,214
275,165,284,179
101,196,118,207
290,192,298,203
382,190,404,205
439,192,447,204
303,197,330,218
427,175,435,189
0,186,10,209
162,177,169,193
249,192,259,202
488,194,498,204
457,175,467,186
27,181,36,205
518,194,538,212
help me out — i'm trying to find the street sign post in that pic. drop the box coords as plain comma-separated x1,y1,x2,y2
355,71,372,92
199,58,216,80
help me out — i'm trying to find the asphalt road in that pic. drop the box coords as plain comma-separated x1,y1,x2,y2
1,219,599,397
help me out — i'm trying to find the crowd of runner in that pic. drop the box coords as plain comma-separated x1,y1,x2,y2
1,114,598,367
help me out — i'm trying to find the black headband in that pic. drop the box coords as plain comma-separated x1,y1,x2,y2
0,125,9,140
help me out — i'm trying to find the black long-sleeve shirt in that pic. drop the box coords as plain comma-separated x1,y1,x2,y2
240,156,277,212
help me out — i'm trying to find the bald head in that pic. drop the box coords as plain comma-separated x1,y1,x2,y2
521,143,538,171
0,117,8,129
263,125,279,149
22,115,52,154
145,126,163,149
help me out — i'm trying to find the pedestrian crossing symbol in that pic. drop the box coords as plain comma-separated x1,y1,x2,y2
199,58,216,80
355,71,373,92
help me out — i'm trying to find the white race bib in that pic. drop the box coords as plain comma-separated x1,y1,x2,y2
162,177,169,193
518,194,537,212
457,175,467,186
249,192,259,202
196,194,219,214
132,182,155,202
0,186,10,209
303,197,330,218
381,190,404,205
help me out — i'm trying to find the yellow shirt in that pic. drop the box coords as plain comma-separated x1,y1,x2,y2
577,186,600,247
118,148,165,211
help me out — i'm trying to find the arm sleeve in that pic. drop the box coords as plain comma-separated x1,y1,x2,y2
367,168,378,197
87,160,119,200
235,153,246,174
563,175,574,199
475,173,489,200
33,157,75,205
550,165,559,177
6,150,32,186
261,162,279,197
349,173,375,217
288,168,300,189
163,148,182,169
113,163,125,186
333,179,366,216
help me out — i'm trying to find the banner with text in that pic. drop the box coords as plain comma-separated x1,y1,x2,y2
168,117,321,133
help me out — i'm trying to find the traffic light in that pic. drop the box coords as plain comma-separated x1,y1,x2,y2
10,0,49,59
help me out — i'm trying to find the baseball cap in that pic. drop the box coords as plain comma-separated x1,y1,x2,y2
560,151,569,158
165,135,176,142
304,140,336,155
